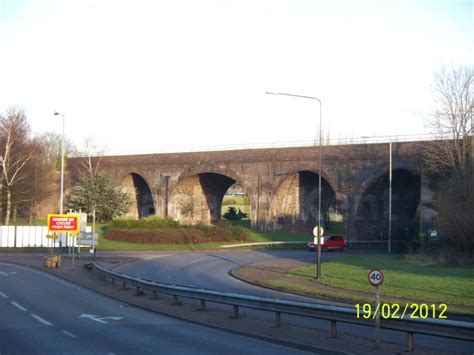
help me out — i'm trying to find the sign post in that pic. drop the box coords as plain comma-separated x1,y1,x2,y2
312,226,324,279
47,214,80,267
368,269,384,348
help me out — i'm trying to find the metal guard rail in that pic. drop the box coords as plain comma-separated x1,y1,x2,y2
92,263,473,351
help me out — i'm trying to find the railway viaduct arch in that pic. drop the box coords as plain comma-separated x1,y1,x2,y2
68,141,437,242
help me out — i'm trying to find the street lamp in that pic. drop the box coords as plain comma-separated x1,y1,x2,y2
362,135,392,253
266,91,323,279
54,111,65,251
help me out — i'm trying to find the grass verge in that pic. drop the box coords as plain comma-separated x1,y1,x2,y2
277,254,474,309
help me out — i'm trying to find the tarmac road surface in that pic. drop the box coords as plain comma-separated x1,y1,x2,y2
114,249,474,354
0,262,322,355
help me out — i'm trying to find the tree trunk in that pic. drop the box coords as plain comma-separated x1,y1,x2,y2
5,188,11,225
29,203,34,225
12,204,17,225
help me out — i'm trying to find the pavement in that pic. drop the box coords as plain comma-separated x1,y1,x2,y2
0,251,470,354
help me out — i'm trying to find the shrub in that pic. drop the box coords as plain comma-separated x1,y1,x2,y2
109,216,179,229
223,206,247,220
104,220,250,244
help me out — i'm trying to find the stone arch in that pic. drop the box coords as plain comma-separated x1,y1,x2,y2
268,170,336,233
121,172,155,218
355,168,421,243
168,172,238,225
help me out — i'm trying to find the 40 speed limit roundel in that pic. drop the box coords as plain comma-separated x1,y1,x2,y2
368,269,384,287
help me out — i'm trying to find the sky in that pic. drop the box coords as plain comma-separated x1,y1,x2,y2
0,0,472,155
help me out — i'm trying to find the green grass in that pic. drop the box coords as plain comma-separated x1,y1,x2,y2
1,218,48,226
249,230,310,242
261,279,376,304
97,233,225,251
229,220,252,228
95,217,345,251
222,196,250,205
290,254,474,307
95,221,313,251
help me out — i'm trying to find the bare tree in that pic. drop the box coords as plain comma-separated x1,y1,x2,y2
0,107,37,224
68,138,130,222
39,131,78,170
423,66,473,262
424,66,473,177
10,139,54,224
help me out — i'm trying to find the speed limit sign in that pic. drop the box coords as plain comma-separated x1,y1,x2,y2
368,269,384,287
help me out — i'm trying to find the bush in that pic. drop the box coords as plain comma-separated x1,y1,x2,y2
223,206,247,221
104,221,250,244
109,216,179,229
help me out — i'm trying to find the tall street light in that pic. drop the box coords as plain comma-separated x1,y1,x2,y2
266,91,323,279
54,111,65,250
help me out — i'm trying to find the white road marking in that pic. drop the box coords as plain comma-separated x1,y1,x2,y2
0,271,8,276
144,254,174,260
31,314,54,326
79,313,123,324
9,272,16,274
0,292,8,299
61,330,77,338
187,258,204,265
11,301,27,311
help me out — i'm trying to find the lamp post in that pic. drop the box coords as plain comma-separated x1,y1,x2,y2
362,135,392,253
388,136,392,253
266,91,323,279
54,111,65,251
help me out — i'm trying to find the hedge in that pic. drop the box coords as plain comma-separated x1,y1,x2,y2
109,216,179,229
104,222,250,244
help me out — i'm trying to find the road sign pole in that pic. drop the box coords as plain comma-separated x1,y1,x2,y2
375,286,381,348
368,269,384,348
92,209,96,261
317,229,321,279
313,226,324,279
72,234,75,268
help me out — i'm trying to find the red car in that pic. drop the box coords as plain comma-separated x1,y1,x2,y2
307,235,347,252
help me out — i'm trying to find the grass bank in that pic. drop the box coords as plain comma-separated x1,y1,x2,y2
279,254,474,308
96,219,313,252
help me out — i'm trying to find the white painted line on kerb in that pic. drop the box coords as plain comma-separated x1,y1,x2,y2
31,314,54,326
0,292,8,299
11,301,27,311
0,271,8,276
61,330,77,338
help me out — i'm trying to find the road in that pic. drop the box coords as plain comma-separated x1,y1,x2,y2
114,249,358,300
114,249,473,354
0,262,318,355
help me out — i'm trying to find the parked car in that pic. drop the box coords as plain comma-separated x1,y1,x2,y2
307,235,347,252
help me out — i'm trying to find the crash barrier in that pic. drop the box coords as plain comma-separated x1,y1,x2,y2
92,262,473,352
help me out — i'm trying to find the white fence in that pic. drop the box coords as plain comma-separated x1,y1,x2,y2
0,226,70,248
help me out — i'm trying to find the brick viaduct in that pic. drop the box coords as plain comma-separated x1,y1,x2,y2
68,141,437,242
